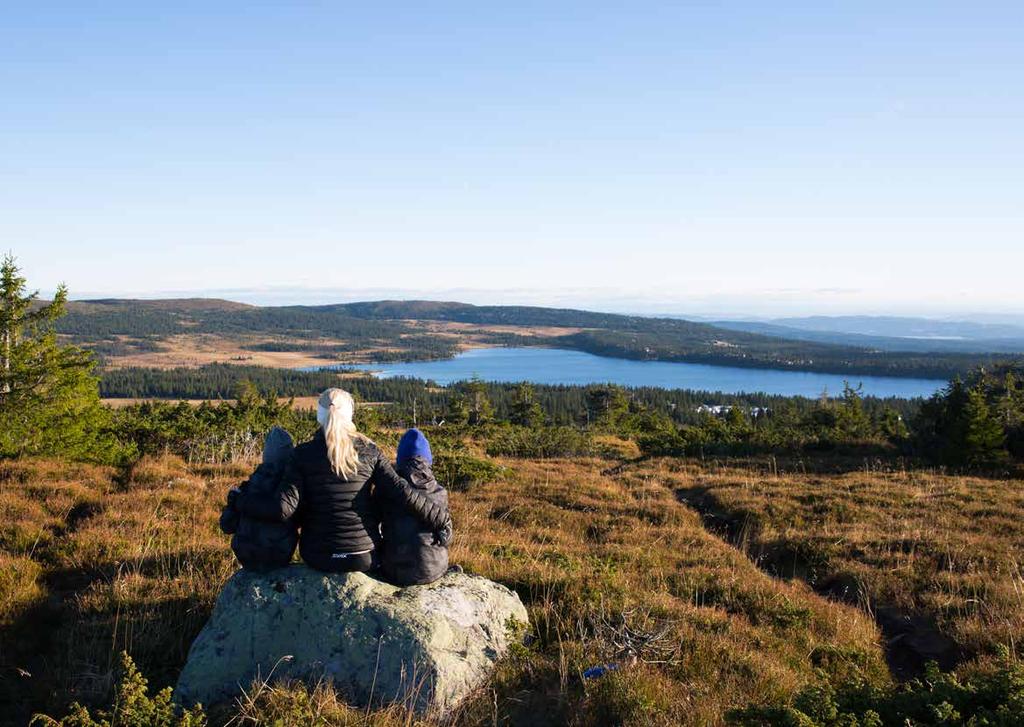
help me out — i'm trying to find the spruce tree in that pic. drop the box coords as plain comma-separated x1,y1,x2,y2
584,385,630,431
509,383,545,427
0,254,116,460
996,370,1024,459
835,382,872,440
443,391,469,425
724,404,753,442
963,386,1006,466
465,376,494,426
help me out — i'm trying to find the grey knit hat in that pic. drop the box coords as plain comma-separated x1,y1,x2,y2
262,426,295,465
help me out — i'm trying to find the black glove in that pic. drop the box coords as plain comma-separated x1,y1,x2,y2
226,487,241,509
433,514,453,547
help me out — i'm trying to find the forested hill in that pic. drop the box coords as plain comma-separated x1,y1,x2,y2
56,298,1012,379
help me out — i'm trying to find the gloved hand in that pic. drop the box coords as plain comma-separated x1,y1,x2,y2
433,514,453,547
226,487,242,509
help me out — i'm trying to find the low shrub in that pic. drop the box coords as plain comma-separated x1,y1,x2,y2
433,452,504,491
728,651,1024,726
31,652,207,727
485,425,594,459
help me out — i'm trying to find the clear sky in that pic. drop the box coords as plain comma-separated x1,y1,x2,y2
3,2,1022,317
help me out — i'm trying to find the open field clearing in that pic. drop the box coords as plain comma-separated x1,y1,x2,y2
85,333,401,370
67,319,583,371
102,396,324,409
0,452,888,726
631,458,1024,677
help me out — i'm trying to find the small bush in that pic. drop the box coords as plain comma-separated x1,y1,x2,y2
433,452,504,491
31,652,207,727
485,425,594,459
728,651,1024,726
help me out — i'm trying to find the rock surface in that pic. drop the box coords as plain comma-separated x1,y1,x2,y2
175,566,528,715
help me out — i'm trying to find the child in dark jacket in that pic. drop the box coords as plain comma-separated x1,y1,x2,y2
379,429,451,586
219,427,298,572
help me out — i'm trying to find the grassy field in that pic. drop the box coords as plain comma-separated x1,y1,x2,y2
636,457,1024,678
0,445,896,726
64,315,566,371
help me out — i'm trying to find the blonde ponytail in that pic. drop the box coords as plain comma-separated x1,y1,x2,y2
317,388,363,479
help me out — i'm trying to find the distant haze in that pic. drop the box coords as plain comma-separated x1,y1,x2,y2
6,4,1023,315
59,286,1024,324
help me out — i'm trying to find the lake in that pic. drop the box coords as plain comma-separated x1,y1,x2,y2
329,347,946,399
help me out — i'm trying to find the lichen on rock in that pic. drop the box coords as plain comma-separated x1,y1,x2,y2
174,565,529,715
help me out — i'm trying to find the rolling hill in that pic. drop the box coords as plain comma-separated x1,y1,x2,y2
54,298,1015,379
714,318,1024,354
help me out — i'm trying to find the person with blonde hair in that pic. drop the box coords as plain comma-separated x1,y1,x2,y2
235,388,450,574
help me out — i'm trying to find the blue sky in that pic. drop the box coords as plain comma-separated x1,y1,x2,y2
3,2,1022,316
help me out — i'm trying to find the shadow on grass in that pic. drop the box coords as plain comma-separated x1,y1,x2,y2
0,553,221,727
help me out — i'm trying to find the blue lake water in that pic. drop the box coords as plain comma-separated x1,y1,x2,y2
326,347,946,399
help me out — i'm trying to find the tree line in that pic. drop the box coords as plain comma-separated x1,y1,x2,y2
97,362,921,424
53,294,1011,379
4,256,1022,469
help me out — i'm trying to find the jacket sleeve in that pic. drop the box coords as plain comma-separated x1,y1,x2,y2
218,481,246,534
219,503,240,534
372,456,450,530
235,460,301,523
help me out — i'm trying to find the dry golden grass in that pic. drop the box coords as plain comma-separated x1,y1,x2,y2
84,320,585,371
629,457,1024,667
102,396,324,410
96,333,354,370
449,457,887,725
1,450,891,726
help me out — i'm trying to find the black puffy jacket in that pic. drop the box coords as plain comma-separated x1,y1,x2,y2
379,457,450,586
236,431,449,573
219,460,298,572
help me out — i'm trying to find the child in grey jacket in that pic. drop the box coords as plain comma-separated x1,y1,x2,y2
219,427,298,572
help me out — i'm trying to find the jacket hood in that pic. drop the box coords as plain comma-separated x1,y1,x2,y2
262,426,295,466
396,456,438,490
397,428,432,465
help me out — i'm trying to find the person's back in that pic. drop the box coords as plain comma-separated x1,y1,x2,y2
289,431,388,572
219,427,297,572
234,389,452,576
380,429,450,586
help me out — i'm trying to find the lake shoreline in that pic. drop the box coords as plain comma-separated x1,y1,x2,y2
304,347,946,400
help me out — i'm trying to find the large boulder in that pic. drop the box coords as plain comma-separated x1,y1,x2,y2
174,566,528,715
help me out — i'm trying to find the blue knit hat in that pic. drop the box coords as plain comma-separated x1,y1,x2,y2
396,428,432,464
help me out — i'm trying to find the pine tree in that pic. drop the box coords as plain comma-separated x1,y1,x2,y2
465,376,494,426
584,385,630,431
509,383,545,428
835,382,872,440
963,386,1006,466
996,371,1024,459
878,407,909,443
724,404,753,442
443,392,469,425
0,254,116,460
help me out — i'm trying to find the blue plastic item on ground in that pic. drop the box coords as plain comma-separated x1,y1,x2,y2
582,663,620,679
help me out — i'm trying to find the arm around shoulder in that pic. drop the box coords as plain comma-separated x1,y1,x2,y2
372,454,450,531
